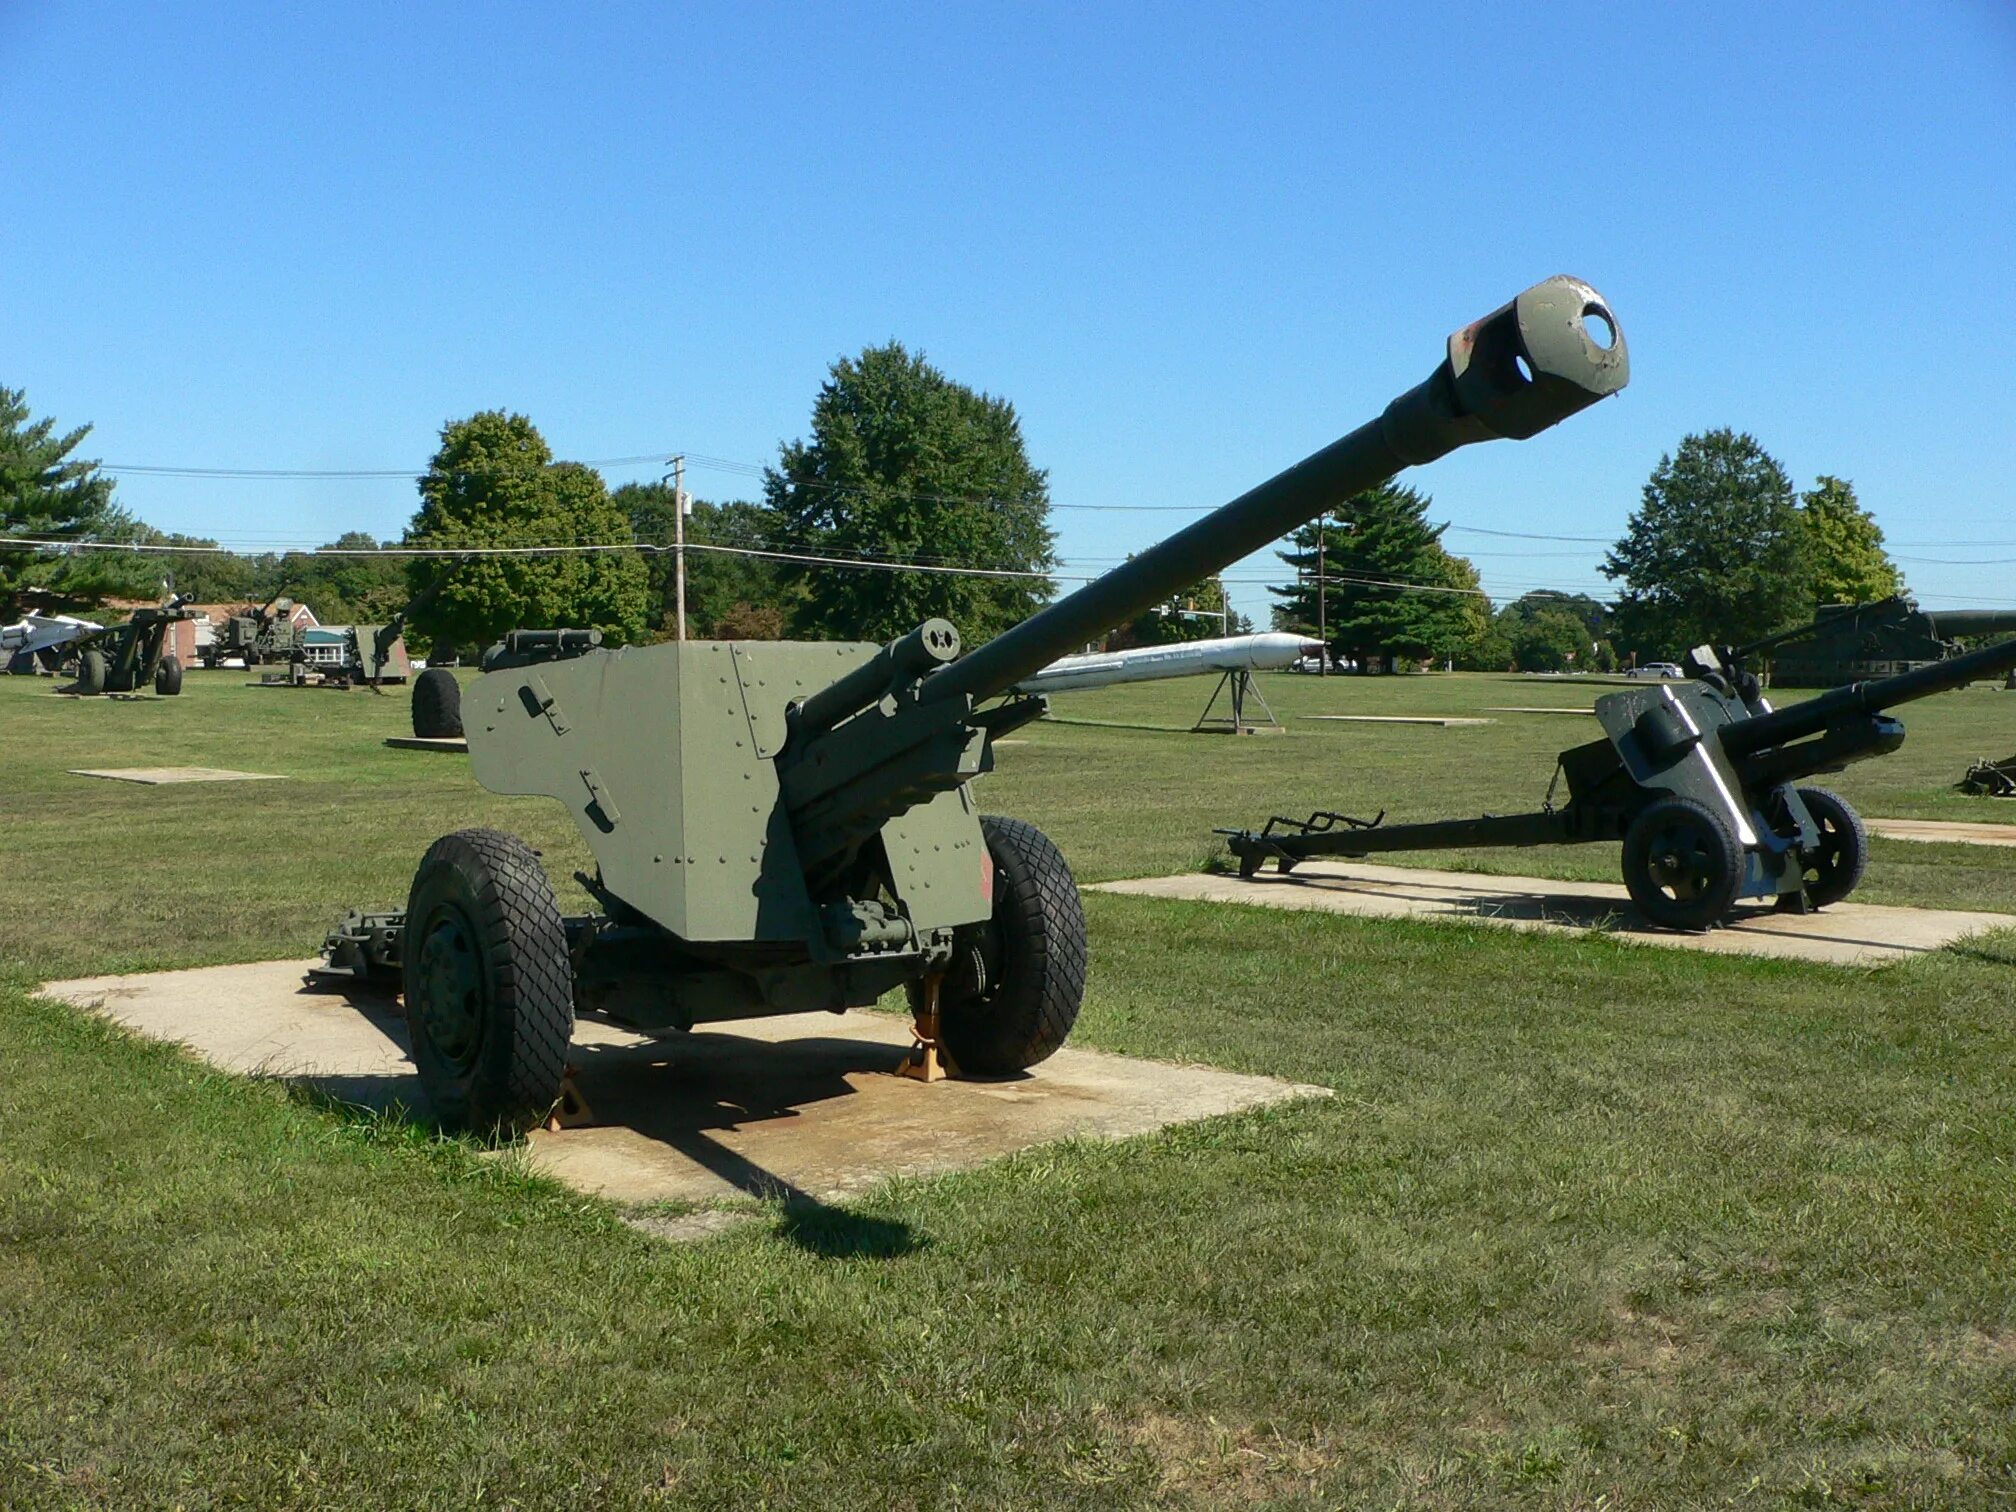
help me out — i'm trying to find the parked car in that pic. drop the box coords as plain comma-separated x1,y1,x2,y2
1626,661,1684,679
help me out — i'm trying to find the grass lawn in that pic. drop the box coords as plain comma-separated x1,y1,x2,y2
3,667,2016,1508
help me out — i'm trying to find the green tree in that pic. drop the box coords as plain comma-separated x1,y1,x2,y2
0,385,159,609
134,535,262,605
614,482,798,639
1504,604,1590,672
766,343,1056,642
1798,475,1902,607
404,412,648,650
276,532,412,623
1270,483,1481,671
1603,429,1811,659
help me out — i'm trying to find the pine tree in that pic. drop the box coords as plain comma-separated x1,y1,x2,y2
1270,482,1480,671
0,385,155,609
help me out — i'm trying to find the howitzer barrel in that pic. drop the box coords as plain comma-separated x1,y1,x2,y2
921,275,1630,705
792,618,961,738
1722,634,2016,758
1922,609,2016,639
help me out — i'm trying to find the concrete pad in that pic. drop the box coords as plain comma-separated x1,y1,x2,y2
1303,715,1495,727
382,736,468,753
1484,706,1596,716
68,766,284,784
37,960,1326,1209
1092,861,2012,967
1866,817,2016,849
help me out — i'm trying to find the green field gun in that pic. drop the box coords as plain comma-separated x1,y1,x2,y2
320,274,1631,1132
68,591,196,696
1224,632,2016,930
201,594,304,669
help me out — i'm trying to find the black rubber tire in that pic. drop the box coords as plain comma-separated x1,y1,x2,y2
1622,795,1744,931
1796,785,1868,909
74,648,108,696
412,667,464,739
402,828,574,1135
154,654,183,696
932,814,1087,1074
243,648,259,668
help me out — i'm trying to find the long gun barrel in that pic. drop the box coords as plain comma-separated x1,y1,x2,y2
920,275,1629,707
1722,634,2016,759
1920,609,2016,640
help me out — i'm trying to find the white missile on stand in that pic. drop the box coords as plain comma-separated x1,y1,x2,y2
1011,631,1323,693
1,612,102,663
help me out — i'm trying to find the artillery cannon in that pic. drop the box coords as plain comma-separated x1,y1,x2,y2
202,594,304,669
1223,633,2016,930
320,274,1630,1132
1766,596,2016,686
68,593,196,696
261,585,434,688
1962,754,2016,798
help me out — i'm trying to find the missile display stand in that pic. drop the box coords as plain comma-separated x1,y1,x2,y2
1192,668,1285,735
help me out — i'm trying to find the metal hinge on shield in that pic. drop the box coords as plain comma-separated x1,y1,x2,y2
520,674,570,736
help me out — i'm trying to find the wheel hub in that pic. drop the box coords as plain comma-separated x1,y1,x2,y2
1650,830,1711,898
414,909,484,1070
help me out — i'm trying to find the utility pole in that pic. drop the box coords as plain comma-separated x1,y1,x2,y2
671,454,689,642
1316,513,1327,676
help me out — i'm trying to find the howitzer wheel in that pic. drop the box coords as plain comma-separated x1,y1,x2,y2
412,666,463,738
1622,796,1743,931
1795,786,1867,909
154,654,183,696
403,828,575,1136
918,814,1086,1075
74,648,107,696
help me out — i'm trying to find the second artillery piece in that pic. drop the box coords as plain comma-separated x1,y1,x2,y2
201,594,306,669
67,591,197,696
1765,595,2016,686
318,274,1630,1133
1223,632,2016,930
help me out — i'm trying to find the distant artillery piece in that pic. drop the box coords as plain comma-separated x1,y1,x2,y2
1766,595,2016,686
61,594,197,696
257,585,438,690
1223,633,2016,931
200,594,307,669
1961,755,2016,798
318,274,1632,1134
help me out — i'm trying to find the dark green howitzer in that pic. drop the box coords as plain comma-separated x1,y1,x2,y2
202,594,303,669
320,274,1630,1133
1224,633,2016,930
1766,596,2016,686
69,593,196,696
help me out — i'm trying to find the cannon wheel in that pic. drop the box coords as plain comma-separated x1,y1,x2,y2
403,828,574,1135
74,648,108,695
412,666,464,738
930,814,1087,1075
154,654,183,696
1796,786,1868,909
1622,796,1743,931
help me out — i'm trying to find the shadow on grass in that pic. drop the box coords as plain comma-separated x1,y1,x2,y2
775,1199,923,1259
282,1065,926,1260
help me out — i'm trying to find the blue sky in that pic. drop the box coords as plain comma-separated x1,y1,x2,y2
4,2,2013,625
